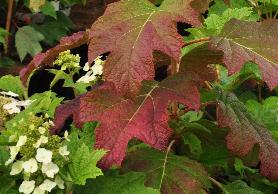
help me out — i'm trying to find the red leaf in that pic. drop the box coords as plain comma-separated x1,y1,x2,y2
20,31,88,85
88,0,210,96
217,89,278,181
210,19,278,90
53,73,201,168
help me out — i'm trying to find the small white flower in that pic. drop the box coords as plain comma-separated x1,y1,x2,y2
33,187,45,194
55,175,64,189
48,120,54,126
5,146,20,165
3,101,21,114
0,91,19,97
19,180,35,194
38,127,46,134
77,70,96,83
64,130,70,142
59,145,70,156
83,62,90,71
41,162,59,178
23,158,38,173
39,179,56,192
36,148,52,164
3,99,33,115
10,161,23,175
33,136,48,148
16,100,33,107
91,63,103,75
16,136,27,147
29,124,35,130
94,56,104,66
50,1,59,11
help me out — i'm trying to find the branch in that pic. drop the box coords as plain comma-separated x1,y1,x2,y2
4,0,14,54
182,37,210,48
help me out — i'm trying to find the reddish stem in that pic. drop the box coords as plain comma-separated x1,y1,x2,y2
182,37,211,48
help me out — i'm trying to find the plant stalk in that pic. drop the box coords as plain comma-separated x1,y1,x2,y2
4,0,14,54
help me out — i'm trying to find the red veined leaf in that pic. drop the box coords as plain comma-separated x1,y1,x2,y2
88,0,210,96
52,72,203,168
20,31,88,85
123,147,211,194
210,19,278,90
216,89,278,181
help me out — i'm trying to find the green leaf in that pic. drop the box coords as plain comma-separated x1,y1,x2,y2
15,26,44,61
124,147,210,193
0,146,9,166
224,180,264,194
182,132,203,158
47,69,89,95
0,75,27,99
0,27,8,46
220,63,262,91
209,0,252,16
0,175,18,194
199,145,229,169
68,143,106,185
73,172,160,194
33,12,73,46
234,158,257,177
0,57,15,68
5,91,63,131
205,7,257,35
41,1,57,19
245,97,278,141
68,122,98,152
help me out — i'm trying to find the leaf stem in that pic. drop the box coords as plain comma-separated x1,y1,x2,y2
208,176,228,194
182,37,211,48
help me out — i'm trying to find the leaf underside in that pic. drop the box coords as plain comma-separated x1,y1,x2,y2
216,89,278,181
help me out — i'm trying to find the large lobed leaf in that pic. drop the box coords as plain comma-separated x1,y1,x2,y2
20,31,88,84
74,172,160,194
88,0,210,96
52,72,202,168
216,89,278,181
123,147,210,194
210,19,278,90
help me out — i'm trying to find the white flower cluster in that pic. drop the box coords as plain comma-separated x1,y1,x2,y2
77,56,104,83
6,119,70,194
0,91,33,114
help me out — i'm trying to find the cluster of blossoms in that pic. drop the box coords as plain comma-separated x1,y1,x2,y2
53,50,80,72
5,113,70,194
77,56,104,84
53,50,104,84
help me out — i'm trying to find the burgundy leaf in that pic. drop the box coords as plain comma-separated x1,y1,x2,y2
88,0,210,96
210,19,278,90
53,73,202,168
217,89,278,181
